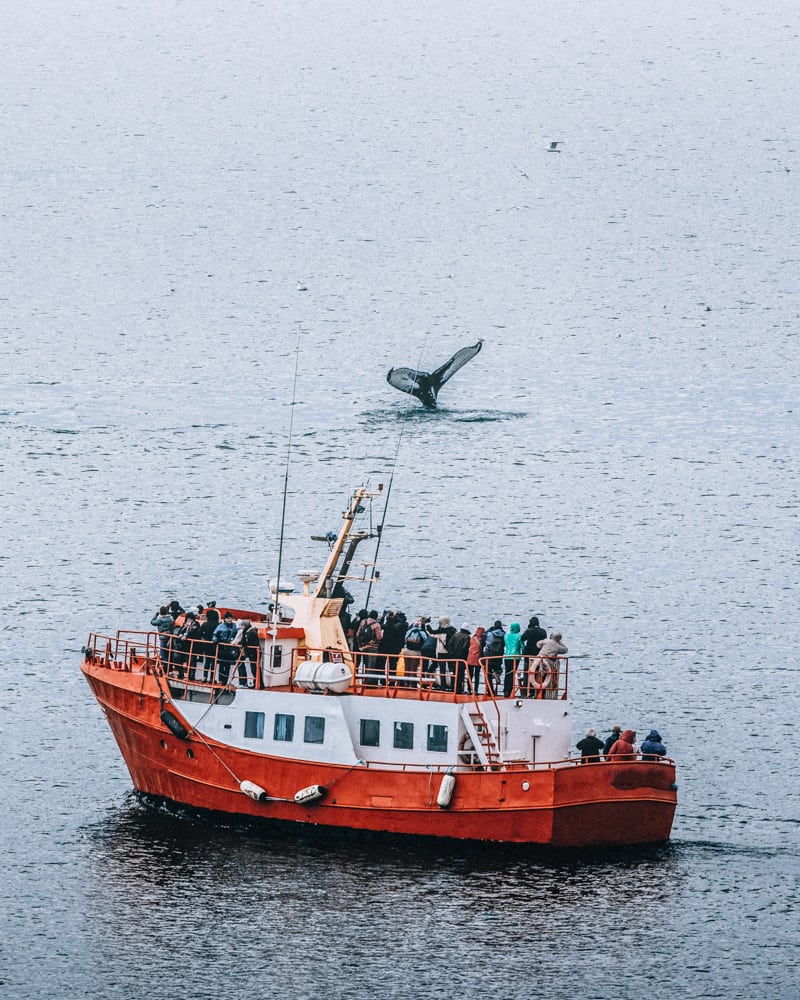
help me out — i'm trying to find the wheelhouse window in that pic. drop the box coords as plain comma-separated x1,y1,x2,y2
274,713,295,742
427,724,448,753
304,716,325,744
393,721,414,750
244,711,265,740
359,719,380,747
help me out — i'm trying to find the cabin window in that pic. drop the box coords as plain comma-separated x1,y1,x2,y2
304,716,325,744
359,719,380,747
274,713,295,742
393,721,414,750
244,712,265,740
427,724,448,753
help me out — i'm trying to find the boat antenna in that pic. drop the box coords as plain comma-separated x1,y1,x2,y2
271,330,302,632
364,333,427,608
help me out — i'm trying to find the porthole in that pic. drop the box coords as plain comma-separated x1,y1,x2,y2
160,739,168,750
186,748,195,759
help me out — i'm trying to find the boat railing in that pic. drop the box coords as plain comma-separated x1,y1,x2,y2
571,753,675,766
82,630,254,685
345,650,568,702
82,631,569,706
83,631,160,671
357,752,675,775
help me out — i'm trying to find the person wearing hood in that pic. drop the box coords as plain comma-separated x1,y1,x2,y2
503,622,524,697
640,729,667,760
576,728,605,762
607,729,637,758
467,626,486,694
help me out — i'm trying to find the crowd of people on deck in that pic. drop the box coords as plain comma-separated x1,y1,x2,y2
150,601,261,688
575,726,668,762
148,599,569,697
345,608,568,696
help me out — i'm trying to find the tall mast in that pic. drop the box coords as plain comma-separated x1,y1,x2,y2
312,486,379,599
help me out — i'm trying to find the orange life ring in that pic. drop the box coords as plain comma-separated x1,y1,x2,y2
530,658,552,690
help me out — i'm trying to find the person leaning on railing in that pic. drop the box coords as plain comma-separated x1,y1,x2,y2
576,728,605,762
150,606,174,669
640,729,667,760
534,631,568,698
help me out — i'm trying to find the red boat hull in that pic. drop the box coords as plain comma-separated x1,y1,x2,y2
84,662,677,848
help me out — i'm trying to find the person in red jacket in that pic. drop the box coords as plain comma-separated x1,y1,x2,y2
607,729,637,758
467,626,486,694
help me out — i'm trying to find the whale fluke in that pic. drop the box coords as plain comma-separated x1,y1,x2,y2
387,340,483,409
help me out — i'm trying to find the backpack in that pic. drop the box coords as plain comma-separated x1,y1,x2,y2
487,631,504,657
357,620,375,646
405,626,426,650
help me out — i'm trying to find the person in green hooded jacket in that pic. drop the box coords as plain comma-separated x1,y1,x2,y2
503,622,524,697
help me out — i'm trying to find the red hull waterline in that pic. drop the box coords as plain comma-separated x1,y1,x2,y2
84,664,677,848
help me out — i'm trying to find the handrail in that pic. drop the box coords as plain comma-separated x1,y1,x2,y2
83,630,570,705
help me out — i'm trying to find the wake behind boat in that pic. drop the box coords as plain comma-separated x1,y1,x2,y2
81,485,677,847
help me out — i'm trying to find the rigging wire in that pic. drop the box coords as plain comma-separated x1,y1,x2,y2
271,329,302,634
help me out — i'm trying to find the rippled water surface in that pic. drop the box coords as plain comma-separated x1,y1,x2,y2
2,1,799,996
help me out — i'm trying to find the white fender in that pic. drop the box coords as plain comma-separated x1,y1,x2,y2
437,772,457,808
240,780,268,802
294,784,327,805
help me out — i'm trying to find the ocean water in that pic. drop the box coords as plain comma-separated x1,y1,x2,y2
1,1,798,997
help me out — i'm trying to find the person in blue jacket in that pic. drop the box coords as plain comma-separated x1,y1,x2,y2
483,621,506,695
212,612,238,685
640,729,667,760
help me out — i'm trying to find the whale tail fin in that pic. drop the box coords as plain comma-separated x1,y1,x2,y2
429,340,483,392
387,340,483,409
386,367,437,408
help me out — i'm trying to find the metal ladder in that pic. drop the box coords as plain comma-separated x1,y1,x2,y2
460,703,502,769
